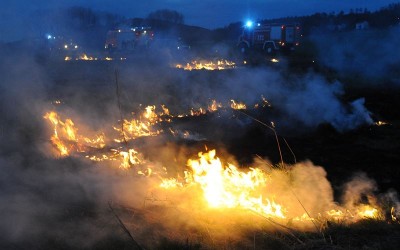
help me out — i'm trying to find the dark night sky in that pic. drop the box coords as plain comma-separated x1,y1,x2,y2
0,0,397,41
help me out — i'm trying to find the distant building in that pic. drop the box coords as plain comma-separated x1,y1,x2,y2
355,21,369,30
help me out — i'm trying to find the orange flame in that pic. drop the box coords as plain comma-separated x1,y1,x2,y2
175,60,236,71
44,111,105,156
208,99,222,112
230,100,247,110
162,150,285,218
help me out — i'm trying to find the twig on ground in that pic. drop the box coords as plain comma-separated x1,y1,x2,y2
108,201,144,250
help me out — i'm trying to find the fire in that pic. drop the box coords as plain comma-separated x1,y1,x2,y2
114,118,160,142
162,150,286,218
143,105,159,123
175,60,236,71
63,54,125,61
44,111,76,156
78,54,97,60
230,99,247,110
160,178,184,189
324,205,381,222
113,106,164,142
189,107,206,116
44,111,105,156
64,54,96,61
208,99,222,112
161,104,170,116
120,148,142,169
158,149,387,225
43,108,391,227
357,205,379,219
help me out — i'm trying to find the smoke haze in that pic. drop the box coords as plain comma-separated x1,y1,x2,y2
311,26,400,86
0,33,398,248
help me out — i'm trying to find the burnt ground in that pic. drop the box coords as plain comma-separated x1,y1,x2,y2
1,51,400,249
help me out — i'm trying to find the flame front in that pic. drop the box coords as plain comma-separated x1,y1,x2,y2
163,150,285,218
43,107,388,227
176,60,236,71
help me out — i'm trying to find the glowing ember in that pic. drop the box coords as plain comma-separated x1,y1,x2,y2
391,207,398,222
271,58,279,63
375,120,389,126
260,95,272,107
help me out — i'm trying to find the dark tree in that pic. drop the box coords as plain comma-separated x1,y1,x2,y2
67,7,98,29
147,9,184,24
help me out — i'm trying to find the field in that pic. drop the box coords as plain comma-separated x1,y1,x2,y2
1,48,400,249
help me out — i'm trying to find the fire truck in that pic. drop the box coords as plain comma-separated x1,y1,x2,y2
238,22,301,55
105,27,154,52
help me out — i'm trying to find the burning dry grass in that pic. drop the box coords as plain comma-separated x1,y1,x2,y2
2,49,399,248
64,53,125,61
175,59,236,71
41,104,399,242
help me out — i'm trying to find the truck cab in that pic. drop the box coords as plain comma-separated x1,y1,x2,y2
238,23,301,55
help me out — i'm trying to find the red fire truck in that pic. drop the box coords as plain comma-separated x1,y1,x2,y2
105,27,154,51
238,22,301,55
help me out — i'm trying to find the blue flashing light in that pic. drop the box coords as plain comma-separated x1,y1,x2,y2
245,20,253,28
47,34,52,39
